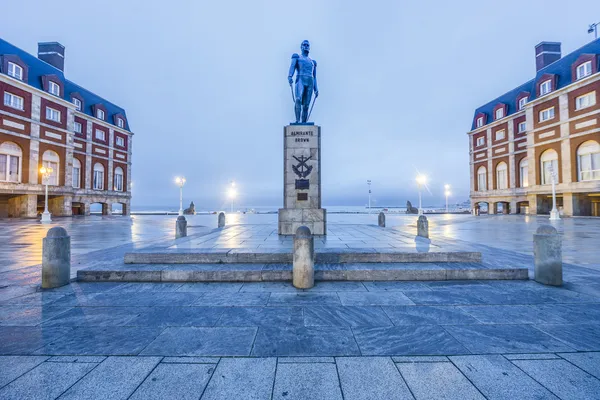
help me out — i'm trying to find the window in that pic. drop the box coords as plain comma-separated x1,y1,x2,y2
539,107,555,122
41,150,60,186
3,92,24,110
496,162,508,190
495,130,505,141
117,118,124,128
576,61,592,80
114,167,124,191
96,109,105,120
495,108,504,120
116,136,125,147
518,122,527,133
48,81,60,96
518,97,528,110
540,80,552,96
541,149,559,185
519,159,529,187
577,141,600,181
95,129,106,141
7,62,23,80
93,163,105,190
575,92,596,111
476,117,483,128
74,122,82,134
0,142,22,183
477,166,487,191
72,158,81,188
476,137,485,147
45,107,61,122
72,98,82,111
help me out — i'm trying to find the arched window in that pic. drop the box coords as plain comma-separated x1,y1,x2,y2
496,162,508,190
0,141,22,183
540,149,559,185
114,167,124,191
42,150,60,186
93,163,104,190
577,140,600,181
477,166,487,191
72,158,81,189
519,159,529,188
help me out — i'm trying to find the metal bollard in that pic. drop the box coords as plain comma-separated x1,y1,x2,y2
534,225,562,286
42,227,71,289
293,226,314,289
218,212,226,228
378,212,386,227
417,215,429,239
176,216,187,239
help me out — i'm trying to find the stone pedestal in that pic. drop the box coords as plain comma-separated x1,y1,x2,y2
42,227,71,289
278,124,326,235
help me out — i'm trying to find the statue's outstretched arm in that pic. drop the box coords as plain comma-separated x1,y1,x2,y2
313,60,318,95
288,53,299,85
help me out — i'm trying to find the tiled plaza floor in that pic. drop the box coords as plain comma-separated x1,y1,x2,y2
1,214,600,399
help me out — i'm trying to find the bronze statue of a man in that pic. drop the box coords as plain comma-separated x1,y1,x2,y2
288,40,319,123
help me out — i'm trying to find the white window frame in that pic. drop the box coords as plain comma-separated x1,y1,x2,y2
116,136,125,147
74,121,82,134
576,61,592,80
93,163,105,190
0,142,23,183
477,167,487,191
41,150,60,186
114,167,124,191
72,158,81,189
519,159,529,188
46,107,61,122
496,162,508,190
72,97,82,111
495,130,505,141
539,107,555,122
518,122,527,133
518,97,527,110
95,129,106,141
3,92,24,110
96,109,105,120
541,150,559,185
7,62,23,80
577,141,600,181
540,80,552,96
476,117,483,128
476,137,485,147
495,108,504,120
575,92,596,111
117,118,124,128
48,81,60,96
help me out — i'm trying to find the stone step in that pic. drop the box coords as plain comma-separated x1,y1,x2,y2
77,262,528,283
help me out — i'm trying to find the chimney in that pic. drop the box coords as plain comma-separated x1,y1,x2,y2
38,42,65,71
535,42,561,72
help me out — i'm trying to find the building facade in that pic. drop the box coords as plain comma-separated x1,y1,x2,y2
468,39,600,217
0,39,132,218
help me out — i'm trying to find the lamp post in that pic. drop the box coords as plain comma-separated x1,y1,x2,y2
229,181,236,213
548,165,560,221
444,184,451,213
589,22,600,39
367,180,372,213
175,177,186,216
416,175,427,215
40,166,53,223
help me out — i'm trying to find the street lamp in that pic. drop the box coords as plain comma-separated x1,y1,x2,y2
40,166,53,223
229,181,236,213
367,180,372,213
175,176,186,216
416,175,427,215
444,184,451,213
548,165,560,221
588,22,599,39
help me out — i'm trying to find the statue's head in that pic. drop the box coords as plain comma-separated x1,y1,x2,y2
301,40,310,53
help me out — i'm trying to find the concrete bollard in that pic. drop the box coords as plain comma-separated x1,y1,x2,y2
534,225,562,286
42,227,71,289
218,212,226,228
378,212,385,227
176,216,187,239
293,226,314,289
417,215,429,239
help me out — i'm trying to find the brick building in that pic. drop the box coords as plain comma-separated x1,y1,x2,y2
0,39,132,218
468,38,600,217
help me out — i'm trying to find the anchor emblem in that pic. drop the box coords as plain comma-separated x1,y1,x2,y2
292,155,313,178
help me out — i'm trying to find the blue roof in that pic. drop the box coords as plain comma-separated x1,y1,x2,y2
471,37,600,131
0,38,130,131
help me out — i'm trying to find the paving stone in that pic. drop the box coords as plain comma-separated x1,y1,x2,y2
193,292,270,306
0,326,71,355
450,355,558,399
43,282,126,294
47,355,107,363
309,281,367,291
403,289,489,305
201,358,276,400
503,353,561,360
558,352,600,379
51,292,202,307
512,359,600,400
273,362,343,400
398,361,485,399
337,357,413,400
392,356,449,363
362,281,432,292
354,325,469,356
0,292,67,306
459,305,573,324
128,306,224,327
41,306,142,327
0,356,48,388
177,282,243,292
535,324,600,351
252,326,360,356
0,285,38,302
59,356,161,400
547,304,600,323
109,282,184,293
129,363,213,400
0,361,96,399
267,292,340,306
162,356,219,363
338,292,415,306
304,306,392,327
216,306,303,327
0,305,72,326
240,282,298,292
278,357,335,363
442,324,575,354
383,305,479,325
140,327,256,356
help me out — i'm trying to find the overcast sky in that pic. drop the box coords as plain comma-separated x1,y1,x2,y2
3,0,600,210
